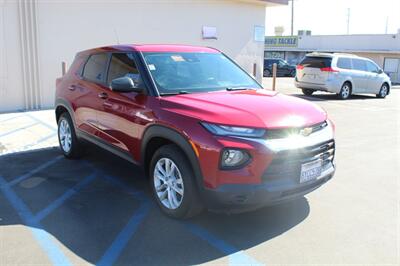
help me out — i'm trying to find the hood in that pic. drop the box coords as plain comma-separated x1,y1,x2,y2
160,90,327,129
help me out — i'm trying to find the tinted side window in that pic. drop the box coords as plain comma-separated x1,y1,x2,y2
83,53,109,82
366,61,379,73
352,59,368,71
300,56,332,68
337,58,352,69
265,60,275,67
107,53,140,85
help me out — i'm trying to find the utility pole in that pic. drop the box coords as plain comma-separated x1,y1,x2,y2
346,8,350,35
291,0,294,36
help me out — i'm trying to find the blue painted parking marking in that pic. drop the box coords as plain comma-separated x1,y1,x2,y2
7,155,63,187
32,172,98,223
97,201,151,266
0,122,38,138
0,175,72,266
0,115,22,123
25,113,57,132
184,223,264,266
21,132,57,151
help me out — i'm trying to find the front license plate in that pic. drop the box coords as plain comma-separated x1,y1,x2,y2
300,159,322,183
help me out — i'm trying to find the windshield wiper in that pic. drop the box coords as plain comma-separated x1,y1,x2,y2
225,87,251,91
159,90,190,96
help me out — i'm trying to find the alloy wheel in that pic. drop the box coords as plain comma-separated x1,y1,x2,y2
59,119,72,153
153,158,184,210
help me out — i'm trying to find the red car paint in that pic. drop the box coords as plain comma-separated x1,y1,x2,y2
56,44,335,210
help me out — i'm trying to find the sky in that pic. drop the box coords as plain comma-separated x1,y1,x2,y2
265,0,400,36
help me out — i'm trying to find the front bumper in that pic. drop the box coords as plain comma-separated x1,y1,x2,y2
199,122,336,212
202,162,334,212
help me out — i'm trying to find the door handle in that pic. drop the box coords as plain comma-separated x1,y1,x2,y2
98,92,108,99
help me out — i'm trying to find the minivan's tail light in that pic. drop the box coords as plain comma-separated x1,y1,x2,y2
320,67,339,72
296,65,304,70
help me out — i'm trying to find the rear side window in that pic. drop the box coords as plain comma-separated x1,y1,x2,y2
300,56,332,68
337,58,352,69
352,59,368,71
107,53,140,85
83,53,109,82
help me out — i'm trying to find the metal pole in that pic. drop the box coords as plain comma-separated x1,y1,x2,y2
272,63,277,91
61,61,67,76
291,0,294,36
346,8,350,35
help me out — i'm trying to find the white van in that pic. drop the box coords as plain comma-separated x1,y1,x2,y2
295,53,391,99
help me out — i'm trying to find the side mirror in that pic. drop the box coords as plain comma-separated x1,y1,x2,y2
110,77,143,93
377,69,384,74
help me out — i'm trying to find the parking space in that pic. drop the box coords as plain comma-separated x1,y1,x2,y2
0,81,398,265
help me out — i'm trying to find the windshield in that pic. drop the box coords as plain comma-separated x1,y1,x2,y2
142,52,261,95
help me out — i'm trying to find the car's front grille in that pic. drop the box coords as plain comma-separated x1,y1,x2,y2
266,121,328,139
262,139,335,182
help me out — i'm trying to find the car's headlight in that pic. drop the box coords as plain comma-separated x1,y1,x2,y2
201,122,266,138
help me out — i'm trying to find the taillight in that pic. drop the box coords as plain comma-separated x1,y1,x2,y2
320,67,339,72
296,65,304,70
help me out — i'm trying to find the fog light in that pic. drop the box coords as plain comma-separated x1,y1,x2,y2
220,149,250,169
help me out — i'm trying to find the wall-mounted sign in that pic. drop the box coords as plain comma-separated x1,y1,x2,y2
202,26,217,39
254,26,265,42
265,36,298,48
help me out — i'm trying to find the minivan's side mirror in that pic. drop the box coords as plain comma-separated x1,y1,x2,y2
110,77,143,93
377,69,384,74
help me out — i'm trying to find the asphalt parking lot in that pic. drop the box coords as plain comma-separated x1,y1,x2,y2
0,78,398,265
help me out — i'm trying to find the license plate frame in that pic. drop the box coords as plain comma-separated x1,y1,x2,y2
300,159,322,183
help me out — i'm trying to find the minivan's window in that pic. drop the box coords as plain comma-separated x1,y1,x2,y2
83,53,109,82
107,53,140,85
365,61,379,73
300,57,332,68
143,52,261,94
337,58,352,69
352,59,368,71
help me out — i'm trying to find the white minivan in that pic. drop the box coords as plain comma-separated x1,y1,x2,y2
295,53,391,99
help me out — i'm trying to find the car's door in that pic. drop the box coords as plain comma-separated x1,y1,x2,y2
96,52,149,154
74,53,110,136
350,58,369,93
365,60,383,93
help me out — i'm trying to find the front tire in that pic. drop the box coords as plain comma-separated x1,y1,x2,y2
263,69,271,77
150,144,203,219
376,83,389,98
338,82,352,100
57,112,82,159
302,89,315,96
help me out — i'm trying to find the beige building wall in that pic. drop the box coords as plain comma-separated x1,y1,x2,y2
0,0,279,113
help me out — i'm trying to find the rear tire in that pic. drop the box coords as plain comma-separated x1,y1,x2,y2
302,89,315,96
376,83,389,98
57,112,82,159
290,69,296,77
150,144,203,219
338,82,352,100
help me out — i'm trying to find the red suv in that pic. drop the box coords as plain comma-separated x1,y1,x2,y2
55,45,335,218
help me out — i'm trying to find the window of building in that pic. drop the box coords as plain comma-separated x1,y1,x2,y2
337,58,352,69
107,53,140,85
82,53,109,82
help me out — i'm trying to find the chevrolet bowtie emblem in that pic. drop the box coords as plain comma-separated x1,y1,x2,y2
299,127,313,136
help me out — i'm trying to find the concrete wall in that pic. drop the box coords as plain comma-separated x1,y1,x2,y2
0,0,274,113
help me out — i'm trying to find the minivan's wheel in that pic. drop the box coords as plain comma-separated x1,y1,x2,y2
263,69,271,77
302,89,315,96
376,83,389,98
150,144,203,219
57,112,81,159
338,82,352,100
